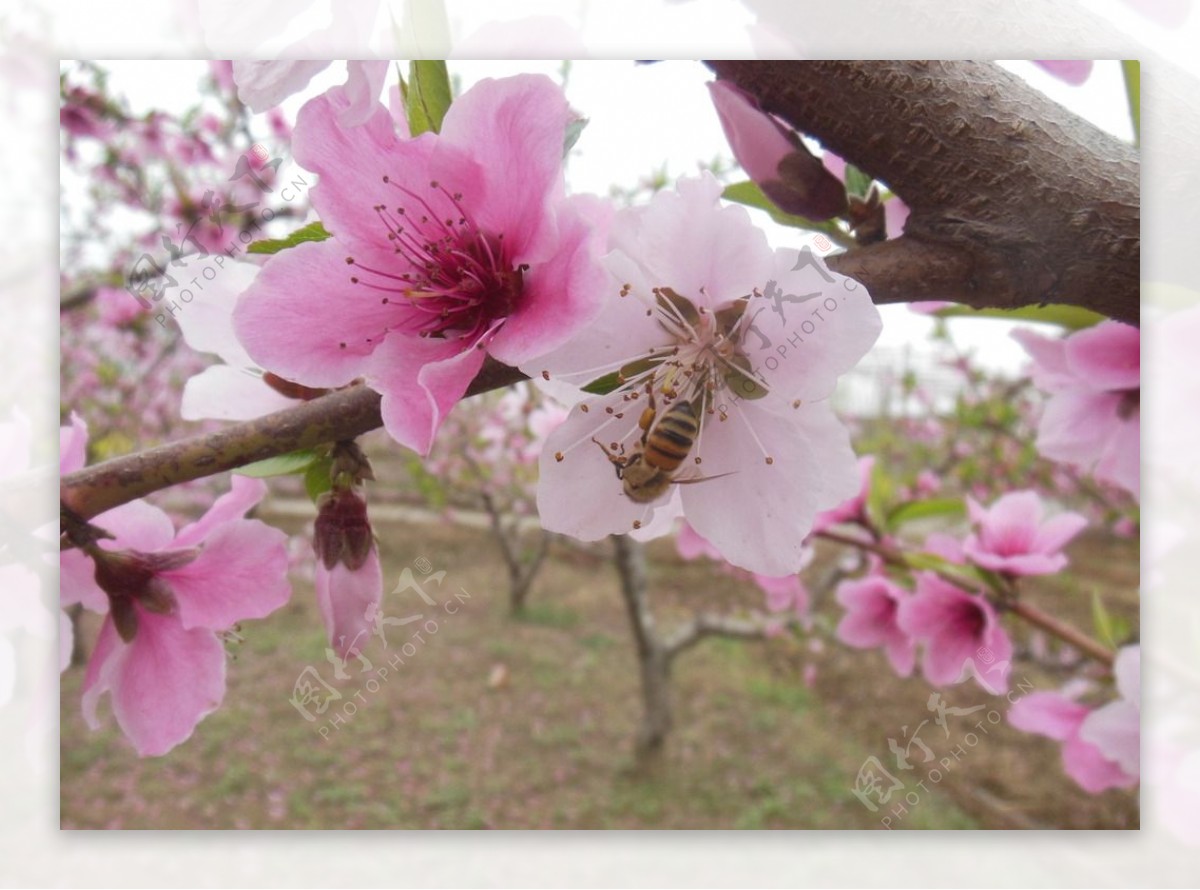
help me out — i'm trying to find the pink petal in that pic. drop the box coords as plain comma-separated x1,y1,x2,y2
93,499,178,552
681,400,860,576
335,60,390,128
233,61,332,113
1012,327,1074,390
60,412,88,475
1113,644,1141,707
174,261,260,367
1064,321,1140,392
707,80,794,186
181,365,298,422
59,550,108,613
83,612,227,757
434,73,573,265
676,522,723,561
489,193,609,367
745,246,883,406
613,175,775,310
1079,700,1140,777
1033,511,1088,555
314,548,383,658
292,88,435,257
369,331,489,455
883,637,917,677
1033,60,1095,86
233,238,394,388
1061,735,1138,793
173,475,267,549
166,519,291,630
1008,691,1088,741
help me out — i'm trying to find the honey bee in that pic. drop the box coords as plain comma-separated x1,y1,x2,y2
593,392,726,503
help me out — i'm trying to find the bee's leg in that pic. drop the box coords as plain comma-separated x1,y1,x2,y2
591,437,627,479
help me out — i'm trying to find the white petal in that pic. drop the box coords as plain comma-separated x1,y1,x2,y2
181,366,297,421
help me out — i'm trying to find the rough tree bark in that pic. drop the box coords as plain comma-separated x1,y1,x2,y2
707,60,1140,325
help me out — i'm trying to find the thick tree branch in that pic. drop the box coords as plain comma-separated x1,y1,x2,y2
60,358,528,522
707,61,1139,325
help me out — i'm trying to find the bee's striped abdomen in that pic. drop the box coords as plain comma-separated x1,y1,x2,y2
644,400,698,471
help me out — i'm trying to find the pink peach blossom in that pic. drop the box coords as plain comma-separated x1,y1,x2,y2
536,174,881,576
963,490,1087,576
897,573,1012,693
235,74,608,455
708,80,846,220
1013,321,1139,497
1033,61,1094,86
61,420,291,756
233,61,389,127
1009,691,1137,793
834,575,915,676
1079,644,1140,778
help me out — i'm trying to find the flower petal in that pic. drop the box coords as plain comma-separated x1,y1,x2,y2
166,519,291,630
434,73,573,264
233,238,395,388
101,611,226,757
1008,691,1088,741
681,400,859,576
60,412,88,475
370,331,489,455
315,547,383,658
181,365,298,422
490,193,609,367
1064,321,1140,392
173,475,268,549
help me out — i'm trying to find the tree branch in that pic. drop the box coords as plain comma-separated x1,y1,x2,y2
707,61,1139,325
60,358,528,522
663,612,773,660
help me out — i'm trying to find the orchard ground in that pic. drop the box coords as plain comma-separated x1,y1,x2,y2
60,487,1138,830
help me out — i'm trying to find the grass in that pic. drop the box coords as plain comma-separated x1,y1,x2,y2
60,516,1138,830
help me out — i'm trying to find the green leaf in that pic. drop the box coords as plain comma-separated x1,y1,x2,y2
926,302,1106,331
866,459,894,532
582,358,659,396
887,497,965,528
843,162,872,199
304,456,334,503
1090,591,1130,648
406,60,452,136
247,221,331,255
563,117,588,156
722,181,847,239
1122,60,1140,146
236,449,320,478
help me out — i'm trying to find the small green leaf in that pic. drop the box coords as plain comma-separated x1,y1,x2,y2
1091,591,1119,648
887,497,965,528
563,117,588,156
406,60,452,136
1122,60,1140,146
926,303,1106,331
723,365,769,401
866,459,894,531
843,162,873,199
722,181,848,239
237,449,320,478
247,221,331,255
304,456,333,502
582,358,660,396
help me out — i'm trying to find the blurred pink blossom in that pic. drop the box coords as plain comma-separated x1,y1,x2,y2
898,573,1012,694
1033,61,1094,86
1079,644,1140,779
963,490,1087,576
1009,690,1137,793
1013,321,1139,498
834,574,915,676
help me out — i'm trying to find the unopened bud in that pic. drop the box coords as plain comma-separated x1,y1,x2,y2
313,488,374,571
